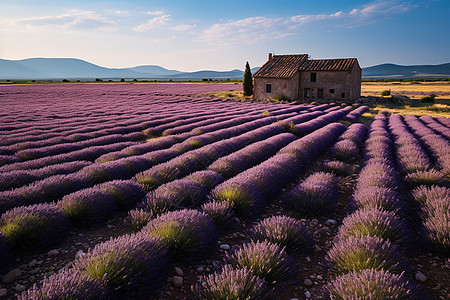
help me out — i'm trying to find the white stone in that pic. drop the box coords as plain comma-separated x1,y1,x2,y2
303,278,313,286
28,259,37,267
220,244,230,250
327,219,337,225
14,284,26,292
47,249,60,257
196,266,205,273
75,250,86,260
415,271,427,282
174,267,183,277
304,291,311,298
173,276,183,287
305,256,311,262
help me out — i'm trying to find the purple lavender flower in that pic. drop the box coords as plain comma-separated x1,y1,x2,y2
127,208,153,232
411,185,449,205
184,170,225,190
349,186,409,219
324,269,429,300
19,270,112,300
97,180,145,210
0,203,70,249
321,160,354,176
283,172,339,217
201,200,237,231
421,198,450,254
249,215,314,254
73,234,170,296
329,140,361,162
327,236,409,275
337,209,412,250
225,240,298,284
195,264,271,300
404,170,447,188
143,179,208,216
211,181,266,218
142,209,218,262
57,188,117,225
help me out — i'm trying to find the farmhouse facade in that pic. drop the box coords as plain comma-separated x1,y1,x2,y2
253,54,361,101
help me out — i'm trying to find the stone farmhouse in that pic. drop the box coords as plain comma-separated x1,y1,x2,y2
253,54,361,101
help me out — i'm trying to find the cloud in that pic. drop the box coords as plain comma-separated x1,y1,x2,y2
199,16,283,44
133,14,171,32
199,0,418,45
171,24,197,31
145,11,166,16
2,10,117,32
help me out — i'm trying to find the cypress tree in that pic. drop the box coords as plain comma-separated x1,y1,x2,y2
243,61,253,96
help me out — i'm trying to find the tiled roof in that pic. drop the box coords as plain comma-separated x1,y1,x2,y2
253,54,308,78
300,58,358,71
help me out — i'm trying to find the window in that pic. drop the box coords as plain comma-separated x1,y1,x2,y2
329,89,335,94
266,84,272,93
310,72,317,82
341,92,345,98
304,88,311,98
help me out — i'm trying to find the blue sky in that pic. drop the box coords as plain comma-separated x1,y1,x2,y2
0,0,449,71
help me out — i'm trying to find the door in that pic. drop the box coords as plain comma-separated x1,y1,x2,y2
318,89,324,99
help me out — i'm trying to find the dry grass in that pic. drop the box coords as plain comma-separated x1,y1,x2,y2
362,81,450,100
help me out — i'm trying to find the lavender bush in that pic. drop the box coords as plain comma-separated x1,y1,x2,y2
282,172,339,217
211,182,266,218
0,203,70,249
58,189,117,225
195,265,271,300
349,186,409,219
74,234,170,296
226,240,298,284
142,209,218,262
337,209,412,250
327,236,409,275
404,170,447,188
127,208,153,232
185,170,225,190
19,270,112,300
249,215,314,254
321,160,354,176
329,140,360,162
143,179,208,216
201,200,237,231
97,180,145,210
324,269,429,300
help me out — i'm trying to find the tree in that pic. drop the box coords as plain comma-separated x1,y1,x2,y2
243,61,253,96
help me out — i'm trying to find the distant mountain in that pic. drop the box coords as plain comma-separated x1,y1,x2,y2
362,63,450,78
1,57,448,80
0,58,251,80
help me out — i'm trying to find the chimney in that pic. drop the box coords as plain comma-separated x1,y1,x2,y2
268,53,273,61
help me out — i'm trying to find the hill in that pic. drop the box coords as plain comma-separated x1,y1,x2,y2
362,63,450,79
1,57,449,80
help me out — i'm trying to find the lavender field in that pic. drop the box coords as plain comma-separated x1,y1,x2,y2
0,83,449,299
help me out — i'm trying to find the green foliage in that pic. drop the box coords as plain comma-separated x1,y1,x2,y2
380,89,391,96
272,94,291,102
243,61,253,96
421,94,436,103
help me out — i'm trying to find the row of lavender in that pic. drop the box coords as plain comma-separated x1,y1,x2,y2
389,114,449,254
325,114,429,299
0,104,359,273
0,100,272,163
0,106,306,212
17,119,352,298
0,84,242,133
195,122,370,298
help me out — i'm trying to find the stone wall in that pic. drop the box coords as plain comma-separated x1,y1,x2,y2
253,75,298,100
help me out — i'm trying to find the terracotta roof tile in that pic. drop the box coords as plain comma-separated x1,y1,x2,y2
253,54,308,78
300,58,358,71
